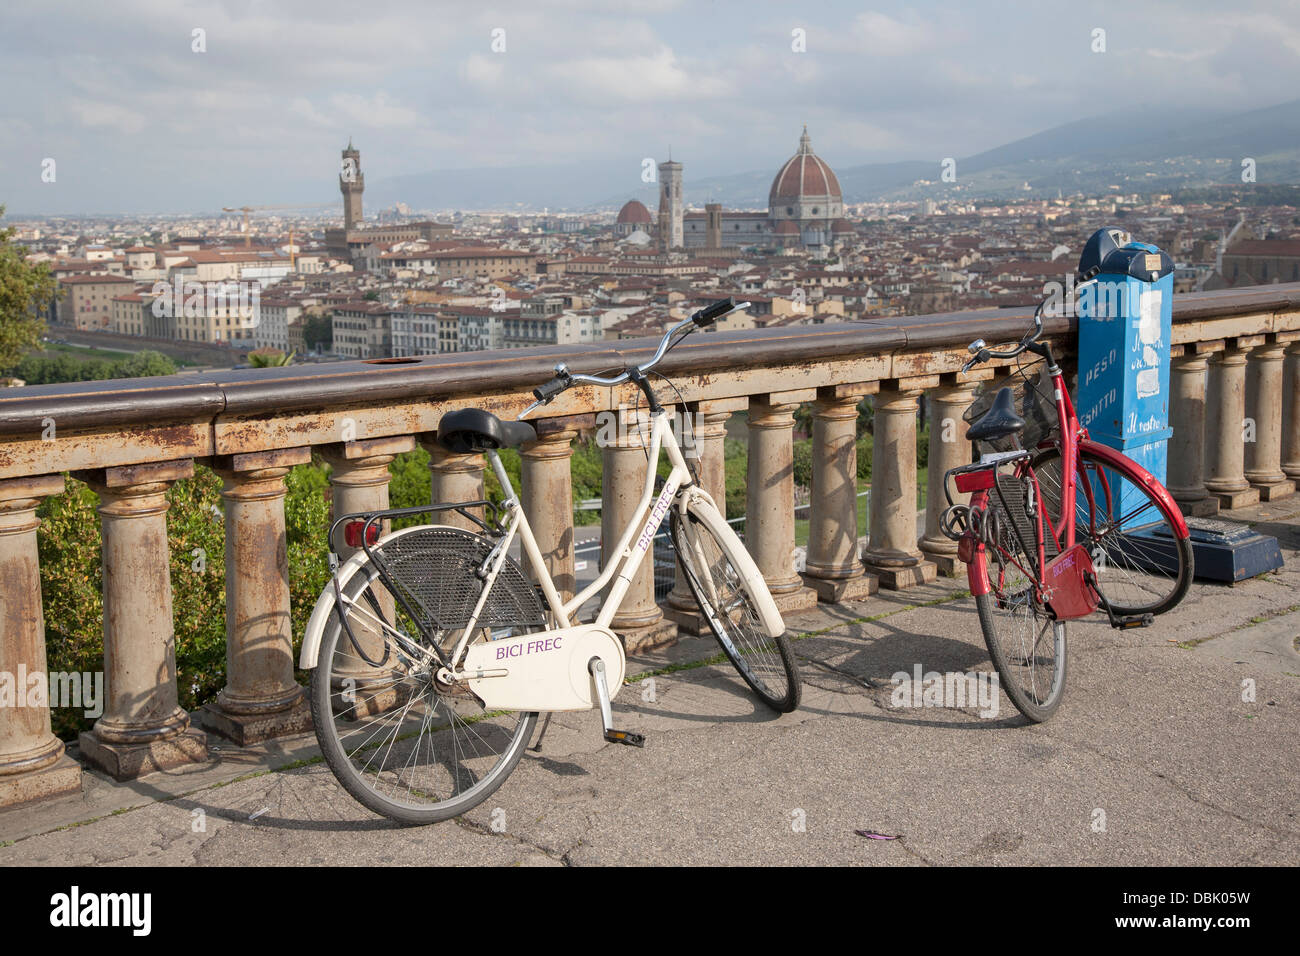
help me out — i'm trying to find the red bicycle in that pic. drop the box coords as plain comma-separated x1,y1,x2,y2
941,295,1193,721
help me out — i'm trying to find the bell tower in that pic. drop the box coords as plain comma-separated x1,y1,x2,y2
340,139,364,231
657,158,683,252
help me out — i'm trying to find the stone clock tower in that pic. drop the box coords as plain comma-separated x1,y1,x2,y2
340,139,364,231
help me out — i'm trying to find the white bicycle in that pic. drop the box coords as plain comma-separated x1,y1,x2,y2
299,298,802,824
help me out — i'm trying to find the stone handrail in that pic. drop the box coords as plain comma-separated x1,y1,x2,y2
1,283,1298,808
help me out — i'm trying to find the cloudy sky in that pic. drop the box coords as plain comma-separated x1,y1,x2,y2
2,0,1298,214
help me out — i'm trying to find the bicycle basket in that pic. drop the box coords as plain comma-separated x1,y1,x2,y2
962,361,1058,455
364,526,548,637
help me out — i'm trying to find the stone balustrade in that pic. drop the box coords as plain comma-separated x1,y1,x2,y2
1,283,1298,809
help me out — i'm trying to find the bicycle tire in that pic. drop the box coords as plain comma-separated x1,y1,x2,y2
669,502,802,712
1031,446,1193,616
972,479,1068,723
310,528,541,824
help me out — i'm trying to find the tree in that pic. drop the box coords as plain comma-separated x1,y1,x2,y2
112,350,177,378
0,205,58,371
247,348,295,367
11,349,175,384
303,313,333,352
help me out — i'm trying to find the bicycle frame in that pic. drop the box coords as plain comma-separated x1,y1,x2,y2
442,406,694,672
956,358,1187,603
953,360,1081,598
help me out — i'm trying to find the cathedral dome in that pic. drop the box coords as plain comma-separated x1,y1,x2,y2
616,200,653,225
769,127,842,206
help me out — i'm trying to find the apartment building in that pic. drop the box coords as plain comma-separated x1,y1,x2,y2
502,296,602,348
110,292,149,336
332,301,393,358
390,305,443,357
168,281,260,344
455,305,518,352
433,248,538,281
56,274,135,329
254,297,302,353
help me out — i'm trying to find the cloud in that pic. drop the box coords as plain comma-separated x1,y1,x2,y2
546,46,732,103
4,0,1300,213
65,98,148,134
327,92,422,129
461,53,506,91
844,11,939,56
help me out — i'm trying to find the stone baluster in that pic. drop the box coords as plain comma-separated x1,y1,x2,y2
76,461,208,780
862,380,936,589
1244,337,1295,501
0,475,82,807
321,437,413,717
919,377,981,575
600,404,676,651
1205,339,1262,510
1168,344,1220,517
1282,337,1300,484
202,449,313,745
801,386,878,601
665,399,742,633
521,415,592,605
746,394,817,613
422,439,485,532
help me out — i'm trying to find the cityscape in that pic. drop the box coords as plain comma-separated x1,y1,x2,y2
6,121,1300,379
1,0,1299,892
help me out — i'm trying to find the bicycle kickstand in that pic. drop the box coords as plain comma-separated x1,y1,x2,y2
1086,572,1154,630
589,658,645,748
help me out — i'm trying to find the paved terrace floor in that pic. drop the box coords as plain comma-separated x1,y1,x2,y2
3,499,1299,867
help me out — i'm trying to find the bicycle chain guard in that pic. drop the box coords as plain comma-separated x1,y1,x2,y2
461,623,626,713
1041,543,1100,620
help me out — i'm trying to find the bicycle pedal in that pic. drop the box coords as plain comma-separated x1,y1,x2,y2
1112,613,1154,630
604,729,645,748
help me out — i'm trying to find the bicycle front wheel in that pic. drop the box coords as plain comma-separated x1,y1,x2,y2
1032,446,1193,616
669,501,802,712
974,478,1068,722
310,527,543,825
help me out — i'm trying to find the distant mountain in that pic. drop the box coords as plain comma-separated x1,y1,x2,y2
366,98,1300,213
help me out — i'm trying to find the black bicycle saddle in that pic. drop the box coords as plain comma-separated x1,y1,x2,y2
437,408,537,453
966,387,1026,442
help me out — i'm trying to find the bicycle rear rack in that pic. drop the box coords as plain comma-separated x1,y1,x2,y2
327,498,506,556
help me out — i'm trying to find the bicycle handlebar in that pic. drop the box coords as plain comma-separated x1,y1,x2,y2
693,297,736,326
520,298,750,417
960,264,1103,373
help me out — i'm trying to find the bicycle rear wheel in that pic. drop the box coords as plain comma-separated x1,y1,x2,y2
974,477,1068,722
310,527,543,824
669,502,802,712
1032,446,1192,616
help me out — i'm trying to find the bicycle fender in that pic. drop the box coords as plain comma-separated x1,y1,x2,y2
463,624,626,713
676,486,785,639
964,490,991,597
1076,439,1189,537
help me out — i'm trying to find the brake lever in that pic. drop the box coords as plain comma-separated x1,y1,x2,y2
516,398,547,420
